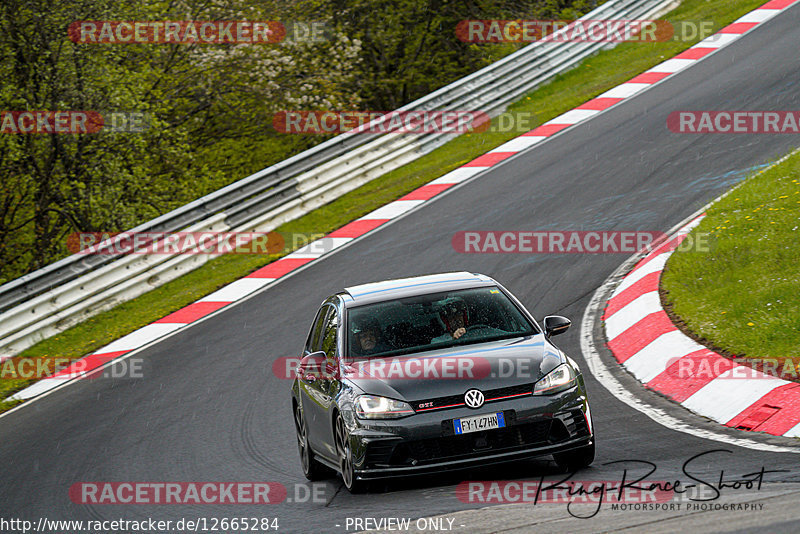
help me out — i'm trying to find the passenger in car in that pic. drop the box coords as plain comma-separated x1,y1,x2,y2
351,317,392,356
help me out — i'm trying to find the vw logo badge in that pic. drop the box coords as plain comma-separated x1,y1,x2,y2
464,389,485,409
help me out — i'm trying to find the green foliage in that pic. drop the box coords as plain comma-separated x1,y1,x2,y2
0,0,207,279
0,0,357,282
0,0,602,283
309,0,603,109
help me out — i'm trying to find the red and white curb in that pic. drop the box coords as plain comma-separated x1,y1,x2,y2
603,216,800,438
7,0,798,403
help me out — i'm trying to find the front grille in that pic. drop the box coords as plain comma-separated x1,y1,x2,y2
414,382,533,412
387,419,552,466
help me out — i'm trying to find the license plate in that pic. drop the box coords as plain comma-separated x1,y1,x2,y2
453,412,505,435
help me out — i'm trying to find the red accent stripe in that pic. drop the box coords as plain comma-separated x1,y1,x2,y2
604,271,660,319
417,403,465,412
486,393,530,402
719,22,758,33
629,72,671,84
327,219,388,238
523,124,569,137
761,0,798,8
89,350,129,360
50,351,128,379
155,301,228,324
577,97,623,110
606,311,676,363
463,152,515,167
247,257,313,278
674,47,716,60
398,183,453,201
646,349,736,403
726,384,800,435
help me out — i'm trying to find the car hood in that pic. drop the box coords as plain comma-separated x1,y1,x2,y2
342,335,563,402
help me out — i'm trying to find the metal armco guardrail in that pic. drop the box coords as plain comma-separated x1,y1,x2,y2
0,0,675,359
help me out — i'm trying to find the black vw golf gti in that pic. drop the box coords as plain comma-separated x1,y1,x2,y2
290,272,594,492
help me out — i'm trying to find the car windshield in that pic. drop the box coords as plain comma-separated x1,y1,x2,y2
345,286,538,360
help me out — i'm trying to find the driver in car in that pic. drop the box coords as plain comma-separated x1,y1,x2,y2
432,297,468,343
351,317,392,356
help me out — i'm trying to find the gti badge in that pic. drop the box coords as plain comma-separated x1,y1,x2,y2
464,389,485,409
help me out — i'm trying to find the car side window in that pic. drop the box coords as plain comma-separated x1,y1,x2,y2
320,306,339,362
306,305,330,353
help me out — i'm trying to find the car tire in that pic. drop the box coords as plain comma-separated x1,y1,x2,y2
294,403,328,481
335,414,369,493
553,441,595,473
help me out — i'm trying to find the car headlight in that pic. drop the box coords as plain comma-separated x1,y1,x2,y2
533,363,576,395
355,395,415,419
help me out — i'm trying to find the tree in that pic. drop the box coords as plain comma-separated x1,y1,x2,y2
0,0,363,283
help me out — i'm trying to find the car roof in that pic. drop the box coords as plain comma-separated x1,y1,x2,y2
343,272,496,306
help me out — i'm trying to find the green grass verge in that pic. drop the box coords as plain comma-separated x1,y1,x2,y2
0,0,769,412
661,149,800,365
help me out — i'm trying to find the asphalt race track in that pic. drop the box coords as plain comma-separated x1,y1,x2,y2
2,5,800,533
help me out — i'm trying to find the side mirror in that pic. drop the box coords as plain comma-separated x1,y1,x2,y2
543,315,571,338
297,351,326,381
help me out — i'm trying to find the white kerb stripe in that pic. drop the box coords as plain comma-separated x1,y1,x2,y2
648,58,696,73
599,83,650,99
678,215,705,234
284,237,353,259
359,200,425,220
489,136,545,153
736,9,779,23
694,33,739,49
783,421,800,438
611,252,670,297
93,323,184,354
682,370,787,423
10,378,65,400
624,331,705,383
198,277,274,303
546,109,599,125
604,292,662,340
429,166,484,185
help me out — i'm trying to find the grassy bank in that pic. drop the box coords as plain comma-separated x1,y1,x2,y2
0,0,770,411
662,150,800,366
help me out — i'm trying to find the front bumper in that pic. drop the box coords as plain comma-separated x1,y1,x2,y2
349,385,592,480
